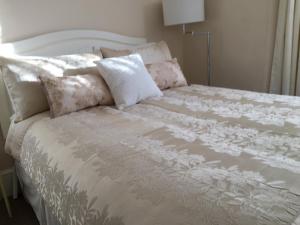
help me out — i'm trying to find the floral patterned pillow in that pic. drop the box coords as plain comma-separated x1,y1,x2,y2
146,58,188,90
101,41,173,65
133,41,172,64
101,48,133,58
40,74,113,118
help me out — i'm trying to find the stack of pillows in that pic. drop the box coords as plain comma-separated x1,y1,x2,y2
0,41,188,120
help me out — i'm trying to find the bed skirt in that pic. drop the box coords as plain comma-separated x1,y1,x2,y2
16,161,59,225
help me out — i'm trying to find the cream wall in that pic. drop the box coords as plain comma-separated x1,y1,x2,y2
183,0,279,92
0,0,183,62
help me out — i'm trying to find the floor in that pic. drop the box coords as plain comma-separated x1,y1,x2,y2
0,195,39,225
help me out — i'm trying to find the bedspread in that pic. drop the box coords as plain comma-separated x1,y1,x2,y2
5,85,300,225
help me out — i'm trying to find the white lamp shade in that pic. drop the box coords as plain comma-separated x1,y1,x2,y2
163,0,205,26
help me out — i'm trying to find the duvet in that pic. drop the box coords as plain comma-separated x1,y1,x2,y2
5,85,300,225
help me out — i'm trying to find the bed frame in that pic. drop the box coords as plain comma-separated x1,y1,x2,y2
0,30,147,138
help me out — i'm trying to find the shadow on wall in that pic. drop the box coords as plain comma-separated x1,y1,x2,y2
183,34,209,85
0,25,2,43
0,0,184,63
0,0,157,42
182,0,279,92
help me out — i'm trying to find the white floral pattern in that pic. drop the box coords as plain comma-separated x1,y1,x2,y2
7,85,300,225
159,88,300,127
183,85,300,107
125,104,300,173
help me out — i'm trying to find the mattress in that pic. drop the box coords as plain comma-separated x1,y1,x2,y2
5,85,300,225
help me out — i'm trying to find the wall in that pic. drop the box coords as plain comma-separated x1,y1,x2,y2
183,0,279,92
0,0,183,62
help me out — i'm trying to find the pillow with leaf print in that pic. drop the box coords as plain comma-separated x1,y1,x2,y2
40,73,113,118
146,58,188,90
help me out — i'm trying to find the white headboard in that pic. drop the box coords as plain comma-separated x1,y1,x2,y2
0,29,147,137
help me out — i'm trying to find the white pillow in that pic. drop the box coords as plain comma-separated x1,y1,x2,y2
96,54,163,109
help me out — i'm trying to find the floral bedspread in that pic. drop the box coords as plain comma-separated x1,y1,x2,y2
6,85,300,225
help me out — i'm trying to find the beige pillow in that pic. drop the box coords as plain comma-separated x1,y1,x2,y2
146,58,188,90
101,41,172,65
0,54,102,122
64,67,100,76
101,48,132,58
40,74,113,118
133,41,172,64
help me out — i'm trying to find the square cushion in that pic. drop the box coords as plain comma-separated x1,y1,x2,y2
146,58,188,90
96,54,163,109
100,41,172,65
100,48,132,58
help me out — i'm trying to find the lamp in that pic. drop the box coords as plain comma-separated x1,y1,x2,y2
162,0,212,86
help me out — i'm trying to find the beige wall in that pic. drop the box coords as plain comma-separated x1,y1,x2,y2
183,0,279,92
0,0,183,62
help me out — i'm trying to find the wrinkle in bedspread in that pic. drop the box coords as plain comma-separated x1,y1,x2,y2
6,85,300,225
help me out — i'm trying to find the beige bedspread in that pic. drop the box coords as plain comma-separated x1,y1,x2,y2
5,85,300,225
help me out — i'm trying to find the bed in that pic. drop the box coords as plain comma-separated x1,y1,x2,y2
1,30,300,225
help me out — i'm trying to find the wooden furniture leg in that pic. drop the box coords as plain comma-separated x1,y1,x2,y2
12,167,18,199
0,175,12,217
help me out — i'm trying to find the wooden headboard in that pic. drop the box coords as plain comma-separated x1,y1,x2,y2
0,29,147,138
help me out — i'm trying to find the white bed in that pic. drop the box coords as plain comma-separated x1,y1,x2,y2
1,30,300,225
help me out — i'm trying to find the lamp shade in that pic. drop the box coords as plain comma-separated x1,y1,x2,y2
162,0,205,26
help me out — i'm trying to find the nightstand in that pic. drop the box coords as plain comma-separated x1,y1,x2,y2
0,167,18,218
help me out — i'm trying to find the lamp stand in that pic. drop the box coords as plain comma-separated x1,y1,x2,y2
182,24,212,86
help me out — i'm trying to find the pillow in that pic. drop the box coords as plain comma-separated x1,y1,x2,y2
40,74,113,118
64,67,100,76
0,54,102,122
100,41,172,65
146,58,188,90
54,53,102,68
95,54,163,109
133,41,172,64
101,48,132,58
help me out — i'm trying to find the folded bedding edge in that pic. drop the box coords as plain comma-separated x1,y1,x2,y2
15,161,60,225
5,111,50,160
